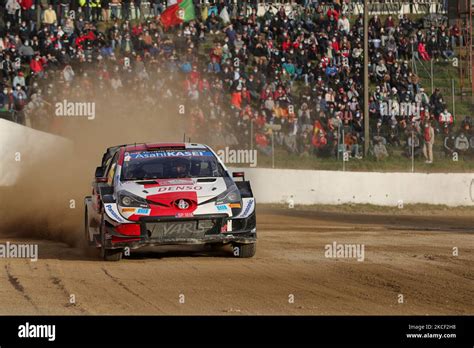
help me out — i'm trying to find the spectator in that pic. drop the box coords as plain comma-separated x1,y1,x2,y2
422,120,435,164
43,4,58,26
406,126,421,158
373,138,389,161
444,132,456,157
344,132,362,159
0,0,461,166
454,132,470,154
439,108,454,131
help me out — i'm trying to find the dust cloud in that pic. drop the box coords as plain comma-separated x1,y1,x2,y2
0,90,192,247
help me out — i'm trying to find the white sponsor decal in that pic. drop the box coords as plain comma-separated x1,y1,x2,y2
235,198,254,218
156,186,202,192
105,204,127,222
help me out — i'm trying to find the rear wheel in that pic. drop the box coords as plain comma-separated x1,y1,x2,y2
232,243,256,258
82,208,99,259
84,208,94,247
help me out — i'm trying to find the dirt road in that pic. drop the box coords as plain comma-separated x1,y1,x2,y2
0,206,472,315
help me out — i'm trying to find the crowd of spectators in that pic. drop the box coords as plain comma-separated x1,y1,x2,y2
0,0,472,163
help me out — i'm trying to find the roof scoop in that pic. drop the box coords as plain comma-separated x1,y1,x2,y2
135,180,158,185
197,178,217,183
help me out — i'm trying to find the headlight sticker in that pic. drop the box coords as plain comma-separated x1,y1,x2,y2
105,204,127,223
136,208,151,215
216,204,229,211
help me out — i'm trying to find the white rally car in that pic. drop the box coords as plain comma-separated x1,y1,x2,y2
84,143,256,261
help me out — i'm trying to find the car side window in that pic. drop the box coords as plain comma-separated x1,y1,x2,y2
106,152,119,186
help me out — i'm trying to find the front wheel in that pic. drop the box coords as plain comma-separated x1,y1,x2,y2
100,226,123,261
101,248,123,261
232,243,256,258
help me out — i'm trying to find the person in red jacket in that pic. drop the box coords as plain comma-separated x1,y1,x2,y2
282,37,292,52
256,131,272,156
231,89,243,110
19,0,34,23
418,41,431,61
30,55,44,76
189,65,201,85
327,7,339,21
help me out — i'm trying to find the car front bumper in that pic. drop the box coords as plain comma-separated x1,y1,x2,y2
103,213,257,250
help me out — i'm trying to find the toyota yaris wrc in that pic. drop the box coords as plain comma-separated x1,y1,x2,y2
84,143,256,261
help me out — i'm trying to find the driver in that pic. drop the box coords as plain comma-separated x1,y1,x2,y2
173,159,190,178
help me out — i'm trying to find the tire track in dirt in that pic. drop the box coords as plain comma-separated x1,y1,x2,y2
0,209,473,315
101,267,164,313
4,264,39,313
45,263,88,314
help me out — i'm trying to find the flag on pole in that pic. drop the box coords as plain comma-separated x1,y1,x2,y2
161,0,196,28
219,7,230,24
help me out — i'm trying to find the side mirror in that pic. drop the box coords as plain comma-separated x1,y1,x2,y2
95,167,107,183
95,166,105,178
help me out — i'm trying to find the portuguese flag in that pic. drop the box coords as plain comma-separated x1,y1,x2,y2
161,0,196,28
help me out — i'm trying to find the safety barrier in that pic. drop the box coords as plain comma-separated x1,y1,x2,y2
230,167,474,207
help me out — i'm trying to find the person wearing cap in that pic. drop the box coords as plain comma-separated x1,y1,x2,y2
12,71,26,88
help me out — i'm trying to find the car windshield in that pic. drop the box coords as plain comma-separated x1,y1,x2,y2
121,149,226,181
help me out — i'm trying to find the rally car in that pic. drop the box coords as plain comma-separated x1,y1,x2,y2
84,143,256,261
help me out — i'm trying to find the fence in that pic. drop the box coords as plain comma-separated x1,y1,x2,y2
96,0,447,21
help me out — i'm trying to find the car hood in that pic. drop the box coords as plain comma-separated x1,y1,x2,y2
116,177,228,204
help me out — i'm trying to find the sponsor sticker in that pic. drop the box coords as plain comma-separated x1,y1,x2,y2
128,151,213,160
105,204,126,222
216,204,229,211
136,208,151,215
242,199,254,216
156,186,202,192
229,203,242,209
122,208,136,213
175,212,194,218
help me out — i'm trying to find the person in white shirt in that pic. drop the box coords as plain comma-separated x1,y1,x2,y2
337,14,350,35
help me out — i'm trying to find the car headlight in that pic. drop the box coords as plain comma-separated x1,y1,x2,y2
118,191,149,208
216,185,241,205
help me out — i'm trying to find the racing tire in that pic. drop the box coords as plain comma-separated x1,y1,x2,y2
101,248,123,262
84,208,94,247
206,243,223,251
99,222,123,262
82,208,100,259
232,243,256,258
